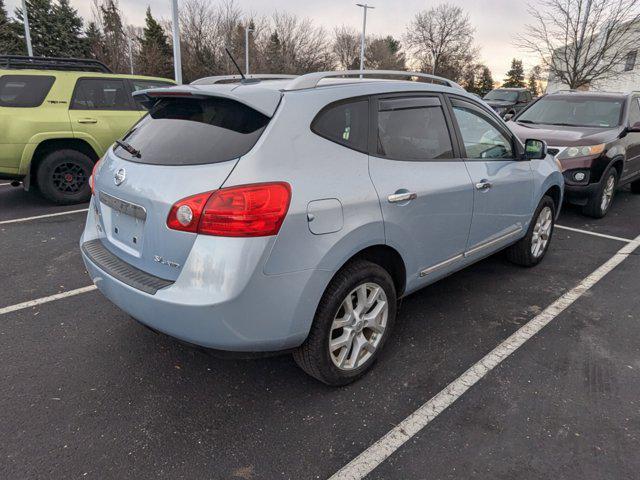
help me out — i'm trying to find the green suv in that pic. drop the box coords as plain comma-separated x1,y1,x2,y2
0,56,174,204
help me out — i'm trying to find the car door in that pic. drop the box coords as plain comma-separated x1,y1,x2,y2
368,94,474,289
447,96,534,257
68,77,142,155
623,95,640,181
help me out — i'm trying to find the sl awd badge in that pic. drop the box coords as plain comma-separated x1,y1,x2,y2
114,168,126,186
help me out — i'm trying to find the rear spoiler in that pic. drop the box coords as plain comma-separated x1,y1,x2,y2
132,85,282,117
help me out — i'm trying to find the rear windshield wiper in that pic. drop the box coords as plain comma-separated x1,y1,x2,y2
115,140,141,158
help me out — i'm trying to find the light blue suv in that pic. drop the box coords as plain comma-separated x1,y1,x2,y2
81,70,563,385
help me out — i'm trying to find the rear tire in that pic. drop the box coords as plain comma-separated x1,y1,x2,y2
293,260,397,386
506,195,555,267
582,168,617,218
36,149,94,205
631,178,640,194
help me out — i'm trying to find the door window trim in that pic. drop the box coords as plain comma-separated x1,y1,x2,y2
445,94,522,161
70,76,138,111
369,91,462,162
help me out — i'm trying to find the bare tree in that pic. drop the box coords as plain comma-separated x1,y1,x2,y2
404,4,477,80
333,25,360,70
518,0,640,89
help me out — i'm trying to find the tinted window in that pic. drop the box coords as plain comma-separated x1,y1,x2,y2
115,97,270,165
71,78,132,110
484,90,518,102
629,98,640,126
0,75,55,107
517,96,623,128
377,99,453,160
131,79,175,92
625,50,637,72
453,105,513,159
312,99,369,152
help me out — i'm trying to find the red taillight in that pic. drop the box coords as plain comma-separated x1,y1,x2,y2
90,160,101,195
167,182,291,237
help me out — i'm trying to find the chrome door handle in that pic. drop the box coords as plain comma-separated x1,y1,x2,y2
388,192,417,203
78,118,98,124
475,180,492,191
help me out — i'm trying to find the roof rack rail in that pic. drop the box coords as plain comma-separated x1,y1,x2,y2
284,70,464,91
0,55,112,73
191,74,298,85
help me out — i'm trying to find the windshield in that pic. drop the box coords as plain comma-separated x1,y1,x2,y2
517,96,623,128
484,90,518,102
114,97,270,165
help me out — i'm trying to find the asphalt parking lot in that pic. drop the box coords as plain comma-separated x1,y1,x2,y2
1,183,639,480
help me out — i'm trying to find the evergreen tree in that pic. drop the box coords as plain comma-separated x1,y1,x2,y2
14,0,58,56
136,7,172,77
53,0,87,57
503,58,526,88
478,66,494,96
527,65,542,96
265,31,285,73
85,21,105,60
99,0,128,73
0,0,24,54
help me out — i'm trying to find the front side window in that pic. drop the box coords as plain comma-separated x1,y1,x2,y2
71,78,132,110
312,99,369,152
452,103,514,159
0,75,55,107
377,97,453,160
517,96,624,128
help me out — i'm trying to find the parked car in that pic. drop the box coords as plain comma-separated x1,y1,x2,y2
483,88,533,119
509,90,640,217
81,70,563,385
0,55,175,204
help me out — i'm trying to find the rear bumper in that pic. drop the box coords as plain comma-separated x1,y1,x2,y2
80,200,332,352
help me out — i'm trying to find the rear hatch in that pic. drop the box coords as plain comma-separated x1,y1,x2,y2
92,92,274,281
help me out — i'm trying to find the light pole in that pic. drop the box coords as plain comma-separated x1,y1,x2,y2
245,26,254,75
356,3,374,75
127,35,134,74
21,0,33,57
171,0,183,84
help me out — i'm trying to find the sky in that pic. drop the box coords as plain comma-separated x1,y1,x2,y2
6,0,541,80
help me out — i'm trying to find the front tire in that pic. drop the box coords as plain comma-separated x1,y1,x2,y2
506,195,555,267
293,260,397,386
582,168,617,218
36,149,94,205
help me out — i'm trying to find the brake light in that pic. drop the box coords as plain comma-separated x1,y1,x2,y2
167,182,291,237
89,160,101,195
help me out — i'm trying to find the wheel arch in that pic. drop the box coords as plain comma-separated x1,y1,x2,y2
29,138,99,185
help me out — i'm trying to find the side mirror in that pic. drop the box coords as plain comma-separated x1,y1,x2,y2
503,113,514,122
523,139,547,160
628,121,640,133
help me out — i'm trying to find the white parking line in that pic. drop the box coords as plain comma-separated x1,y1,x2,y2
330,233,640,480
556,224,632,243
0,208,88,225
0,285,97,316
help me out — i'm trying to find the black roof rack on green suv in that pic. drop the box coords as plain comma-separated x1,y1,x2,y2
0,55,112,74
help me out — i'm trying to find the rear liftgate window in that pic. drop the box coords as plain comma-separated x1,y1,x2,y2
115,97,271,165
0,75,55,107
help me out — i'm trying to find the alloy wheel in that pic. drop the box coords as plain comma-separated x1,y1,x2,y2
600,174,616,213
52,162,87,194
329,282,388,371
531,206,553,258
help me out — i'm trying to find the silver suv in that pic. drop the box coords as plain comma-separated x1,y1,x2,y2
81,70,563,385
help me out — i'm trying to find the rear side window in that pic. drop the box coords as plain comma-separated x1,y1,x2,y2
115,97,270,165
377,97,453,161
131,79,175,92
0,75,55,107
71,78,133,110
312,99,369,153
